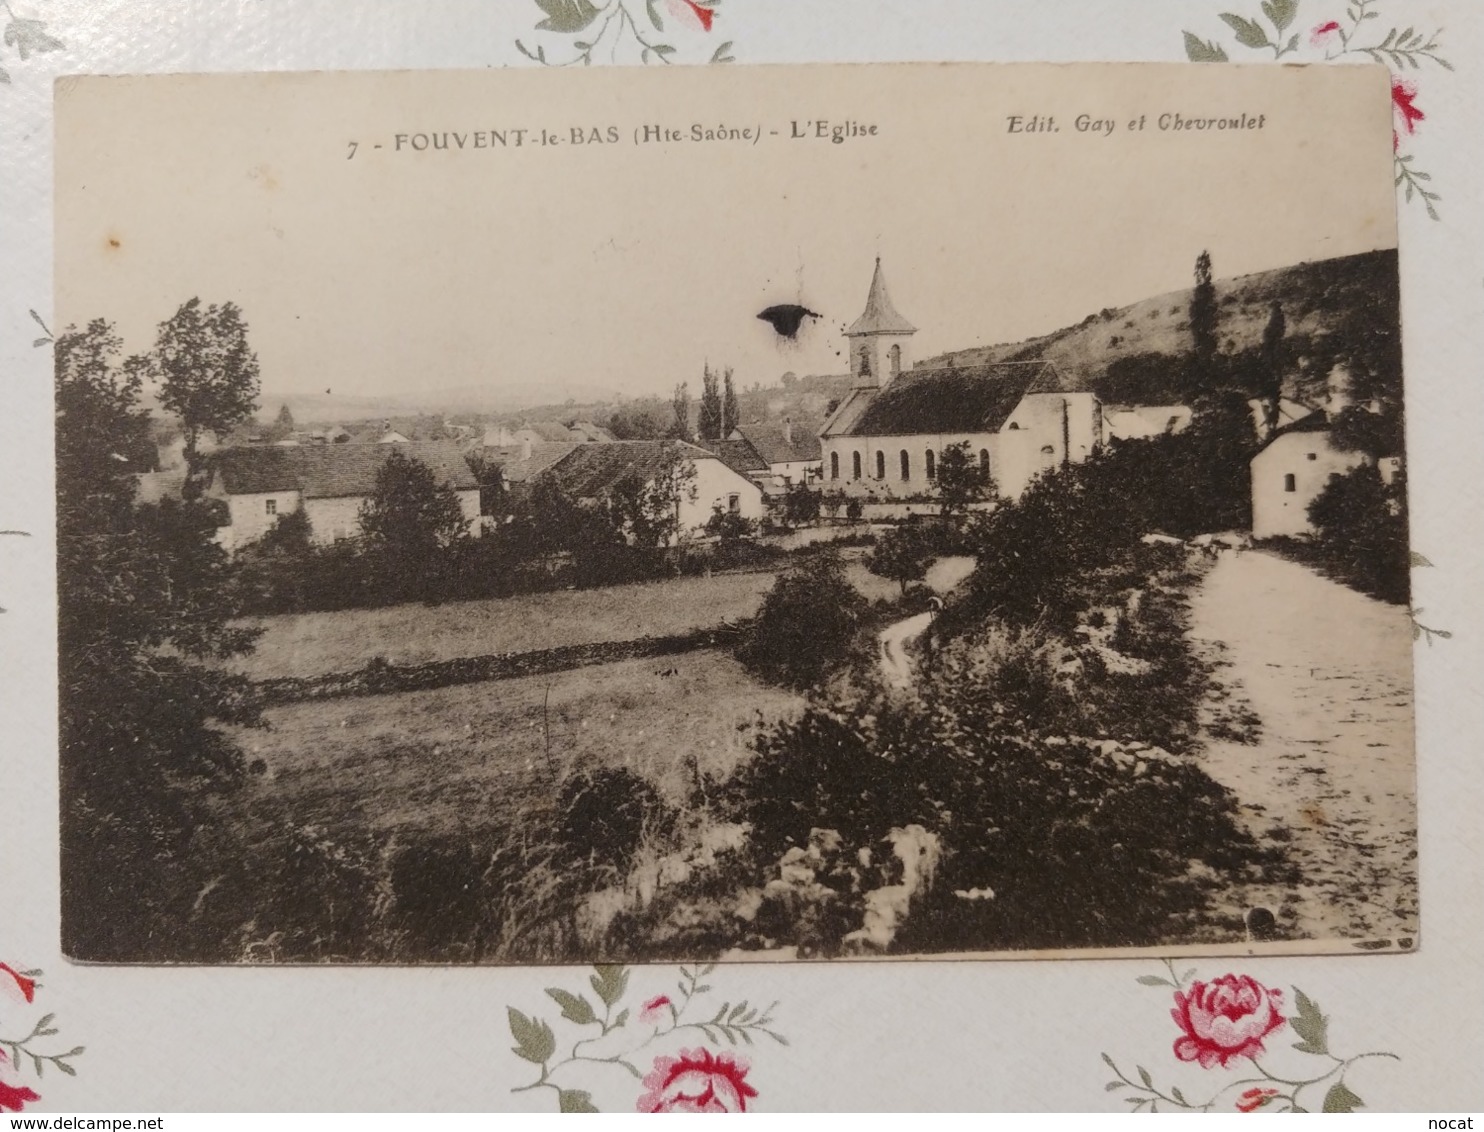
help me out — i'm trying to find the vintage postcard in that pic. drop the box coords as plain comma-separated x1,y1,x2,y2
53,61,1414,966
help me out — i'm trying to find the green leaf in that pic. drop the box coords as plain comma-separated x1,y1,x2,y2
1183,31,1231,62
710,40,735,63
1410,551,1434,567
646,0,664,31
1106,1081,1126,1091
1171,1086,1187,1105
533,0,601,34
1137,1065,1153,1088
1322,1082,1365,1113
1289,988,1330,1056
1218,12,1274,48
614,1008,630,1028
559,1089,600,1113
545,988,598,1025
1136,975,1172,987
590,964,629,1007
1262,0,1299,32
3,16,64,59
0,65,11,84
507,1007,557,1065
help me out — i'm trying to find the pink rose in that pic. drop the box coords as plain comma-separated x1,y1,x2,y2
0,1052,41,1114
1171,975,1286,1069
666,0,715,32
637,1047,758,1113
1237,1087,1281,1112
1391,77,1424,150
639,995,673,1025
1310,20,1341,46
0,964,36,1005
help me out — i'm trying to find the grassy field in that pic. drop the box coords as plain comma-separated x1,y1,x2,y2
232,649,803,842
233,570,778,679
235,553,977,680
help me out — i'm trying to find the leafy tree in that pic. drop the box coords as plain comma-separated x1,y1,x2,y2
1329,403,1405,459
267,402,296,441
147,298,262,469
606,400,670,440
737,550,868,690
465,450,507,517
704,507,756,544
1187,250,1219,393
603,447,698,549
1307,464,1409,604
358,450,469,586
1258,301,1287,436
781,482,822,526
698,363,724,441
56,319,262,961
935,440,993,518
867,522,934,595
722,366,740,437
671,381,693,442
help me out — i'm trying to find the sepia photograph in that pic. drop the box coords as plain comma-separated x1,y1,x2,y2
53,61,1415,964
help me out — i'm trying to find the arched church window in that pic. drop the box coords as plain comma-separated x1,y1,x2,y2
925,449,936,481
979,448,990,475
875,451,886,480
1040,444,1056,468
858,348,872,377
900,450,910,481
852,452,862,480
889,343,902,376
830,452,839,480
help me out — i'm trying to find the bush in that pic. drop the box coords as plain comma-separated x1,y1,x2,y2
735,551,870,691
1305,464,1409,604
866,522,934,594
555,768,675,875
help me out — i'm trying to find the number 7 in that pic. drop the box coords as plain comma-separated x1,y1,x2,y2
347,141,359,160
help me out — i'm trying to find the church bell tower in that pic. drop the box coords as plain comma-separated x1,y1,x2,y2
845,258,916,388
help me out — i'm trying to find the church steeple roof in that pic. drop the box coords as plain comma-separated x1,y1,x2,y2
846,258,917,337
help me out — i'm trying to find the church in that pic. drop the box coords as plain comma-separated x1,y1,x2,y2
819,260,1105,502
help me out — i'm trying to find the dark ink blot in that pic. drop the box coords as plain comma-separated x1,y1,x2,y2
757,304,820,339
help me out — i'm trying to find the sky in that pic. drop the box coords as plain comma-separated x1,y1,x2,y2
55,62,1398,409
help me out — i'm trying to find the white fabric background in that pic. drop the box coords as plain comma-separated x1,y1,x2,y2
1,0,1480,1111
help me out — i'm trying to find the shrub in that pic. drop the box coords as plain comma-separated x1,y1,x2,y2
1305,463,1409,604
736,551,870,691
866,522,934,594
556,768,674,875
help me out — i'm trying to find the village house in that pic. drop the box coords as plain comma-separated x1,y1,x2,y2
528,439,765,541
820,259,1105,502
1249,367,1396,540
696,435,773,491
204,441,481,552
729,419,823,487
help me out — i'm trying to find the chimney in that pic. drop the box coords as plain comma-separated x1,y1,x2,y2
521,436,533,461
782,417,793,447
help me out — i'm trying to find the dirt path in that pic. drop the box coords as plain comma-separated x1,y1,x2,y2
875,556,976,688
1188,550,1417,945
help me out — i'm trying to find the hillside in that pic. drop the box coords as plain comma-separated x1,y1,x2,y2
916,249,1400,407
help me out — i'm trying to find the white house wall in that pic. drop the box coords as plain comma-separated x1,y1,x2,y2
685,457,766,533
1251,432,1368,540
217,489,302,552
